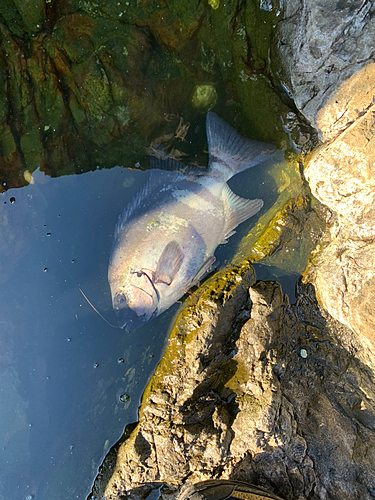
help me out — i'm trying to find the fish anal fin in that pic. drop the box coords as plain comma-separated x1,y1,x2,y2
222,183,263,241
220,230,236,245
155,241,183,286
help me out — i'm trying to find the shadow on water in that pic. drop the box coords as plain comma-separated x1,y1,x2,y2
252,263,301,303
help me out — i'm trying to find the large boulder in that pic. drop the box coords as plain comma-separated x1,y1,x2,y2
305,86,375,354
91,266,375,500
276,0,375,356
275,0,375,139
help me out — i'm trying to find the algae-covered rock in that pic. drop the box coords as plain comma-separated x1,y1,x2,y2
198,2,291,145
231,156,326,280
0,0,315,188
12,0,44,33
191,84,218,111
91,270,375,500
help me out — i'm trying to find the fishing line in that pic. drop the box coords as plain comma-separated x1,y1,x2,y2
48,246,120,329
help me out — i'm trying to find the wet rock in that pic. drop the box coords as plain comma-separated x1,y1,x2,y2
0,2,205,184
91,273,375,500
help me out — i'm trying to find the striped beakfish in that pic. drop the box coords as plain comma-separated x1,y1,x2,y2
108,112,276,330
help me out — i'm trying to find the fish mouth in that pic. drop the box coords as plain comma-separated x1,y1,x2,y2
114,302,156,331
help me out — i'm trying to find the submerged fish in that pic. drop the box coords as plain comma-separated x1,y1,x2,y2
108,112,276,330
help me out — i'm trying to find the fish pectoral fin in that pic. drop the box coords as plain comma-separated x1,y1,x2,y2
189,256,216,288
222,183,263,242
154,240,184,285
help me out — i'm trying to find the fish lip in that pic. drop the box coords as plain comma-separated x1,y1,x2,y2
114,303,153,331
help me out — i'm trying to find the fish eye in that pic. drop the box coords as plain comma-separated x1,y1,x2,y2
136,271,143,278
116,293,126,305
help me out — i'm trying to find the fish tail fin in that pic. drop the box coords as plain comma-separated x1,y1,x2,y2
206,112,277,180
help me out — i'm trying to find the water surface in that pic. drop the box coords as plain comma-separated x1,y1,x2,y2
0,153,293,500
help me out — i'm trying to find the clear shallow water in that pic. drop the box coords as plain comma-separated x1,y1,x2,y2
0,156,294,500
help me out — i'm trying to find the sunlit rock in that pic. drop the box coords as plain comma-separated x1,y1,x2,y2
275,1,375,137
276,0,375,355
303,66,375,354
93,276,375,500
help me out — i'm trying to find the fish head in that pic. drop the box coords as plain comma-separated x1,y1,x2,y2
111,268,159,331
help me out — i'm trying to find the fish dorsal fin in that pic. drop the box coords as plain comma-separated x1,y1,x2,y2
221,183,263,243
154,241,184,286
206,112,277,180
114,168,185,241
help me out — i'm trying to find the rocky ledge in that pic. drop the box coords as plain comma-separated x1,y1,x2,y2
92,265,375,500
275,0,375,356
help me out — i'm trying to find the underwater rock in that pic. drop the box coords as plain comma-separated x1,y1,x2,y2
0,2,207,185
191,84,218,111
92,274,375,500
1,0,313,188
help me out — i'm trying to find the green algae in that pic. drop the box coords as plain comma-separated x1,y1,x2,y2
0,1,26,37
191,84,218,110
27,58,66,133
0,124,16,159
20,127,44,171
198,0,291,145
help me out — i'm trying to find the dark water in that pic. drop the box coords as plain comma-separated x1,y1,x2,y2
0,155,295,500
0,167,181,500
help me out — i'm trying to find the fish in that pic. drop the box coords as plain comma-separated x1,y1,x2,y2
108,112,276,330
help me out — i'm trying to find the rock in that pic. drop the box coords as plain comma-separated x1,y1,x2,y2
306,98,375,229
91,273,375,500
1,0,314,188
275,0,375,139
275,1,375,356
303,67,375,355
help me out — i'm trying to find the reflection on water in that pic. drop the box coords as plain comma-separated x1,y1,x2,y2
0,155,291,500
